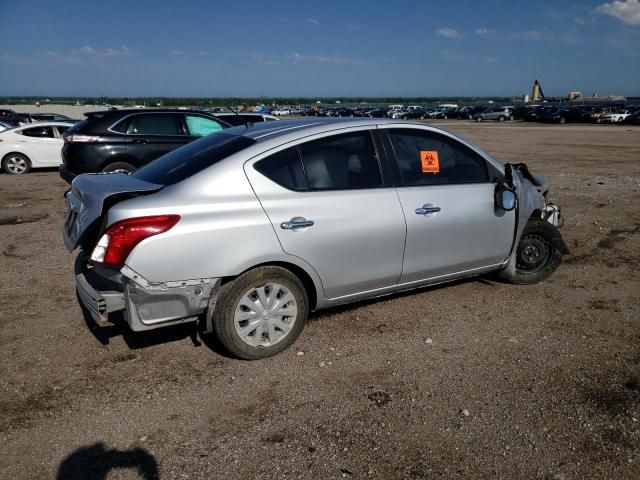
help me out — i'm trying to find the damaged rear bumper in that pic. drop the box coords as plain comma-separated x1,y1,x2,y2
74,254,219,331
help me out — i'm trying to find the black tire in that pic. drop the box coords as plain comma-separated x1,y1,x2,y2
101,161,136,174
559,117,566,124
2,153,31,174
476,116,483,122
211,266,308,360
498,116,505,122
511,219,563,285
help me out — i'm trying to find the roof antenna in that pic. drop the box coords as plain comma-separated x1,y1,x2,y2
230,107,249,129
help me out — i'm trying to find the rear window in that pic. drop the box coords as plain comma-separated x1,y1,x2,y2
133,132,255,186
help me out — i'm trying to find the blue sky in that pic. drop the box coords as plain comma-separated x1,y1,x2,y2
0,0,639,97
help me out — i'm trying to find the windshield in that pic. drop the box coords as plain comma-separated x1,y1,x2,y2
133,132,256,186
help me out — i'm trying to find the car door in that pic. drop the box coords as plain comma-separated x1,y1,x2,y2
245,129,406,299
17,126,62,167
125,113,188,165
382,127,515,283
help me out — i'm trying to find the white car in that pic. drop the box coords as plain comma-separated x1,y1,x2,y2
272,108,291,116
599,111,631,123
0,122,72,174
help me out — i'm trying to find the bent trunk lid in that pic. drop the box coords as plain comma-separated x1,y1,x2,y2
63,173,163,252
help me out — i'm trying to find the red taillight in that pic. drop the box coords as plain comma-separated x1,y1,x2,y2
90,215,180,266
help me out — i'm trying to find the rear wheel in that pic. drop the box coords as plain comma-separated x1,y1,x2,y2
559,117,566,124
498,116,505,122
101,161,136,174
511,219,563,284
2,153,31,174
476,116,484,122
212,266,308,360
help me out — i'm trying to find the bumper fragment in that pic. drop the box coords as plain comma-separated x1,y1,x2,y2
74,256,125,325
73,255,219,332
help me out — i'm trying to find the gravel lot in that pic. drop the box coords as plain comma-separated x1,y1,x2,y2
1,121,639,480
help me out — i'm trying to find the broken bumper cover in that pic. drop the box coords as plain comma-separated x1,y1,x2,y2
74,254,218,331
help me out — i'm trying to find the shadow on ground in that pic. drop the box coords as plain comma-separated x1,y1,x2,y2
57,442,159,480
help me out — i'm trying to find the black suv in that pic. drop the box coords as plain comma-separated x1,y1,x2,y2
60,109,231,183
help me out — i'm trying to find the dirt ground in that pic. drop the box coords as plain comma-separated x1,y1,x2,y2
1,121,639,480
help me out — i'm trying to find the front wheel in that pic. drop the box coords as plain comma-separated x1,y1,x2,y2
498,116,505,122
2,153,31,174
211,266,308,360
511,219,563,284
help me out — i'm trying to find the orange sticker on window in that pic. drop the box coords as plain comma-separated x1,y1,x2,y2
420,150,440,174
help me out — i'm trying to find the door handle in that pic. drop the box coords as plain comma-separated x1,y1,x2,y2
132,138,148,144
415,205,441,215
280,218,314,230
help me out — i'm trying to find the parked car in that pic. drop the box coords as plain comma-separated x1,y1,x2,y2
59,109,232,183
0,122,72,174
326,108,354,117
622,113,640,125
63,118,566,360
1,113,33,127
539,108,584,124
599,110,631,123
399,108,426,119
30,113,81,123
364,109,387,118
210,112,279,126
272,107,291,116
0,109,17,118
474,108,513,122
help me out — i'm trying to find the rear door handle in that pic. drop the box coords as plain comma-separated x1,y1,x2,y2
132,138,148,144
415,205,441,215
280,218,314,230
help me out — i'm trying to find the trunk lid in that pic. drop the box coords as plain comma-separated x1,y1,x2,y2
63,173,163,252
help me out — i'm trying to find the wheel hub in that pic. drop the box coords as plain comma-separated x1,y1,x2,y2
234,283,297,348
517,233,551,271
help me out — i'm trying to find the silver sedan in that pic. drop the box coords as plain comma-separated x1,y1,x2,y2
63,119,567,359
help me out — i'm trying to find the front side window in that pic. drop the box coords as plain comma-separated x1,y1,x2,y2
128,114,181,135
299,131,382,190
388,129,489,186
185,115,224,137
21,126,54,138
255,147,307,191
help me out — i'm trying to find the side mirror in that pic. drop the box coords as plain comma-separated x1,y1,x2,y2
495,183,516,211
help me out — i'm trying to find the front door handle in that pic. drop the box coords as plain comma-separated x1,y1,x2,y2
415,205,441,215
280,218,314,230
132,138,149,144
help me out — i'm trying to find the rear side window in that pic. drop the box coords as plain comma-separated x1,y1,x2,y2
21,126,54,138
255,147,307,191
185,115,224,137
128,114,181,135
388,129,489,186
133,133,255,186
299,131,382,190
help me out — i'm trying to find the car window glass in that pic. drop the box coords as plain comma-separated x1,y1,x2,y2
255,147,307,191
299,131,382,190
185,115,223,137
388,129,489,186
111,117,131,133
241,115,264,123
21,126,54,138
128,114,181,135
56,126,69,135
133,133,255,186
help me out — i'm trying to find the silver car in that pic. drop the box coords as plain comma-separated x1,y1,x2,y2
63,119,567,359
